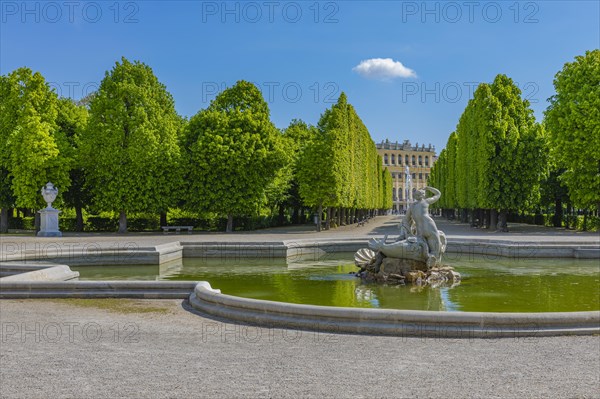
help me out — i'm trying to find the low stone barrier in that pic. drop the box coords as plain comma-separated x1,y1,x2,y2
190,284,600,338
0,280,199,299
0,242,183,265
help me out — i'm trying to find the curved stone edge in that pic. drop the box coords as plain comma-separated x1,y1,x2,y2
189,285,600,338
0,280,199,299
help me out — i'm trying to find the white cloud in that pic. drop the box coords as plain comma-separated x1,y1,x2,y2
352,58,417,80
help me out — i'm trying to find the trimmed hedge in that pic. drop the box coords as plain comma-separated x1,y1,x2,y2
85,217,118,232
8,217,34,230
5,213,292,233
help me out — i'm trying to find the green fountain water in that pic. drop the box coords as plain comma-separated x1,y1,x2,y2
73,254,599,312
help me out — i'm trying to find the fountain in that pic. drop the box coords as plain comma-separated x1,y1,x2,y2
354,186,460,286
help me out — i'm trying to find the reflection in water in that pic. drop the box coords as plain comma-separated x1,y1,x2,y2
354,286,380,307
72,253,600,312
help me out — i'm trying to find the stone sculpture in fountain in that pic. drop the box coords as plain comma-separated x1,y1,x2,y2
354,186,460,287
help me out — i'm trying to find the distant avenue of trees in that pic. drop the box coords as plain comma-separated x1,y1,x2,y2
0,57,391,233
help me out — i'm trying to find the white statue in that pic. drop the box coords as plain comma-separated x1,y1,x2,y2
37,182,62,237
400,187,444,264
368,186,446,268
355,185,457,286
41,182,58,209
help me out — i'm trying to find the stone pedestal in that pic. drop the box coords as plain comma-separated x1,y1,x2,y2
37,208,62,237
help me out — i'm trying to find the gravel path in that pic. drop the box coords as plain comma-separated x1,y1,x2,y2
1,299,598,399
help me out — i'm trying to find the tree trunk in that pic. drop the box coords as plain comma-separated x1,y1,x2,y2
470,209,477,227
565,203,571,229
582,210,588,231
75,206,84,232
292,207,299,225
460,208,468,223
118,211,127,233
316,203,323,232
34,212,41,233
160,211,168,227
553,199,563,227
276,204,284,226
226,214,234,233
489,209,497,230
497,210,509,232
325,207,331,230
0,208,8,233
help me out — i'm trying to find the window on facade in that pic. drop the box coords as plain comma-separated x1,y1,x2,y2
412,155,416,166
412,173,416,179
391,154,395,164
399,190,403,200
425,156,429,166
405,155,409,165
419,173,423,180
384,154,388,164
418,155,422,166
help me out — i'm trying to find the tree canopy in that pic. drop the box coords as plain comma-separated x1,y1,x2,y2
183,80,287,232
430,74,547,229
0,68,70,210
545,49,600,211
79,57,183,232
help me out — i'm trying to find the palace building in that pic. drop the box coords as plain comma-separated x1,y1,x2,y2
376,139,437,212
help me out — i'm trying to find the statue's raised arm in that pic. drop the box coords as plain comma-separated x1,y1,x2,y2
425,186,441,204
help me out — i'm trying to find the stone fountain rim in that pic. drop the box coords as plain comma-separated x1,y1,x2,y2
189,283,600,338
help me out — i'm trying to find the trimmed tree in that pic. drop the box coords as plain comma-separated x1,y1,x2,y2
58,98,89,231
545,50,600,213
80,57,183,233
183,80,286,233
0,68,71,230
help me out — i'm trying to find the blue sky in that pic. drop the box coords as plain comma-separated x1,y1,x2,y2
1,1,598,151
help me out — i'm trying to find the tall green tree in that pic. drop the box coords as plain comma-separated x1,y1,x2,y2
80,57,183,233
486,75,547,229
0,75,13,232
545,50,600,212
437,75,546,230
281,119,317,224
184,80,286,232
297,93,388,230
296,124,336,232
540,167,570,227
57,98,89,231
0,68,71,232
381,167,393,210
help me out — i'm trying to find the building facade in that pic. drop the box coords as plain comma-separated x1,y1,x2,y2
376,139,436,212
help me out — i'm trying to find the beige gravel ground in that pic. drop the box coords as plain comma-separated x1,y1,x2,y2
1,299,599,399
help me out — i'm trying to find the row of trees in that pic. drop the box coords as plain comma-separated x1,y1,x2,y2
430,50,599,230
296,93,392,231
0,58,392,233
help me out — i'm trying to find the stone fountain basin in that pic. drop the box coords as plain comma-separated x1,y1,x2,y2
2,238,599,338
189,283,600,338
